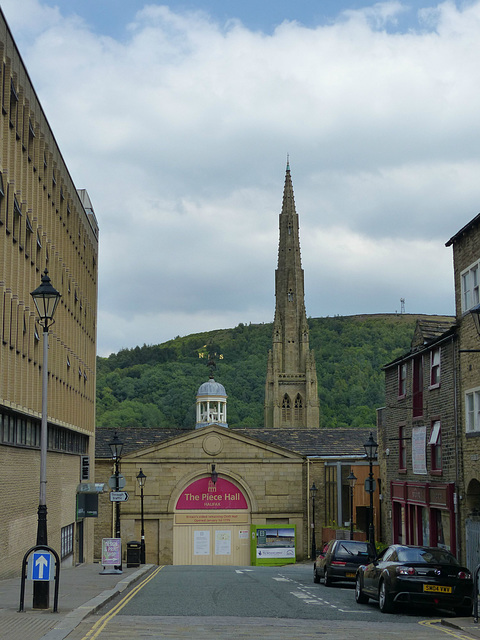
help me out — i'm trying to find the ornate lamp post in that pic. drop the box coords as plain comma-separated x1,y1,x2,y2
310,482,318,559
363,432,378,547
347,470,357,539
109,432,124,572
136,469,147,564
30,269,61,609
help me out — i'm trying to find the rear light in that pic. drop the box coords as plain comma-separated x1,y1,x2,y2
331,561,346,566
458,571,471,580
397,566,416,576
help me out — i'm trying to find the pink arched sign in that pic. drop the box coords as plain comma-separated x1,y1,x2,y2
176,477,248,510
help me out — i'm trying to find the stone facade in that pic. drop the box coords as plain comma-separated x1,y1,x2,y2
264,162,320,429
446,214,480,569
380,318,459,554
0,10,98,578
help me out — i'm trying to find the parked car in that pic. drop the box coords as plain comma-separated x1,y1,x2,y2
314,539,375,586
355,544,473,615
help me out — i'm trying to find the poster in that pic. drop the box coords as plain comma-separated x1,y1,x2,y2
194,530,210,555
101,538,121,566
412,426,427,474
255,527,295,559
215,530,231,555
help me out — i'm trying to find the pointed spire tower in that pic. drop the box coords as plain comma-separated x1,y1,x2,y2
264,160,320,429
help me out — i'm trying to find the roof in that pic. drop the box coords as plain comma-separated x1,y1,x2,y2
446,212,480,247
232,428,375,457
197,379,227,397
95,426,375,459
413,318,456,345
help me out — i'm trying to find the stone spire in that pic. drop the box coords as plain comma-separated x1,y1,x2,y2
264,161,320,429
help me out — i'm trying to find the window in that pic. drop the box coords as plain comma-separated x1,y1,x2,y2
429,420,442,472
61,523,74,559
412,356,423,418
294,393,303,422
398,363,406,398
399,425,407,471
281,394,291,423
461,260,480,312
466,388,480,433
430,348,441,388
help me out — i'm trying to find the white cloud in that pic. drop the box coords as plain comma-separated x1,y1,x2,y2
1,0,477,354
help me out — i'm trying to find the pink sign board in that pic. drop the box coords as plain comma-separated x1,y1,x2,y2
101,538,122,566
176,477,248,510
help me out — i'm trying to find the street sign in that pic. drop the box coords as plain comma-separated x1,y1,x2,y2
30,551,53,581
108,474,126,489
364,477,376,493
110,491,129,502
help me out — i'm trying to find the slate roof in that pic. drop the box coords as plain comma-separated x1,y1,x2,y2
95,426,374,459
414,318,456,345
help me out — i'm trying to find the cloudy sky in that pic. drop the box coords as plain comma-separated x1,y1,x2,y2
2,0,479,356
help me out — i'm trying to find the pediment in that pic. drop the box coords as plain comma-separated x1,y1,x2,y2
122,424,303,461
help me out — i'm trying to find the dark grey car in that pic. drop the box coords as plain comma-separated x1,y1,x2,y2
314,539,375,586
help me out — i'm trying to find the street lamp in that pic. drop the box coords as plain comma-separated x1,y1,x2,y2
347,470,357,539
109,431,124,572
310,482,318,559
363,432,378,547
30,269,61,609
136,468,147,564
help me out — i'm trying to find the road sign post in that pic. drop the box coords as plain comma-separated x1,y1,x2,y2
19,545,60,612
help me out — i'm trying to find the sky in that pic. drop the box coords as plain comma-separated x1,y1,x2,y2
2,0,479,356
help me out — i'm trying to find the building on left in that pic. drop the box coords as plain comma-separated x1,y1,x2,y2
0,9,99,578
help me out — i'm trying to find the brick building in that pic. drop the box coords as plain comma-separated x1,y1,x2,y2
446,214,480,569
0,10,98,578
379,318,459,553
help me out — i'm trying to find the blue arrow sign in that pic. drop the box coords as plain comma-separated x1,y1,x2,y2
31,552,52,581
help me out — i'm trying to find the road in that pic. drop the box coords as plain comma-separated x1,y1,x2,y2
65,563,476,639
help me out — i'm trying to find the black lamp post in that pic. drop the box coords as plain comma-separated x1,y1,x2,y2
31,269,61,609
109,432,124,572
310,482,318,559
211,464,218,485
136,468,147,564
347,470,357,539
363,432,378,547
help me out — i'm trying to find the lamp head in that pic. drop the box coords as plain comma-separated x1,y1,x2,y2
31,269,61,326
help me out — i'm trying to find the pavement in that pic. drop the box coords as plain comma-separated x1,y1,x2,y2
1,562,480,640
0,562,153,640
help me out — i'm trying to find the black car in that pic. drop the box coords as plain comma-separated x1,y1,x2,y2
314,539,375,586
355,544,473,615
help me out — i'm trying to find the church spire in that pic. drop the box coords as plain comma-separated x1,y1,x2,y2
264,161,320,429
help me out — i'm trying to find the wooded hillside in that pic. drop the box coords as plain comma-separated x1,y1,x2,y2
96,314,449,430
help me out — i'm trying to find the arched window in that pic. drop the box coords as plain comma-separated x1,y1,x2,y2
282,394,291,423
294,394,304,423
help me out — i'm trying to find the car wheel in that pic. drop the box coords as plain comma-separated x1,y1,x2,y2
355,575,369,604
378,580,393,613
454,605,472,617
324,569,332,587
313,566,320,584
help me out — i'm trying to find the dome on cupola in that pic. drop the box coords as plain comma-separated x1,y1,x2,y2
195,377,228,429
197,379,227,397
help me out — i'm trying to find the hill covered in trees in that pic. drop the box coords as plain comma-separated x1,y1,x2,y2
96,314,448,431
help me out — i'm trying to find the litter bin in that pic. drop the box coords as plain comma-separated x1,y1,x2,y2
126,541,141,567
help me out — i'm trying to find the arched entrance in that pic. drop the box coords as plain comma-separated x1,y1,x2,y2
173,475,251,565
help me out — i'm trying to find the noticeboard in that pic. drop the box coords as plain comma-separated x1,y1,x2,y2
250,524,296,566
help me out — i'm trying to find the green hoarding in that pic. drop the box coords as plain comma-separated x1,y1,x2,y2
250,524,296,566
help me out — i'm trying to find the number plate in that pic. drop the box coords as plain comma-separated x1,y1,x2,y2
423,584,452,593
346,573,356,578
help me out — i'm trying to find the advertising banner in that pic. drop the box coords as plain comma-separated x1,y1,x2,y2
251,525,296,566
176,477,248,510
101,538,122,566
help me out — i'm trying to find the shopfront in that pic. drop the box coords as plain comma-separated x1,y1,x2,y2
391,481,456,553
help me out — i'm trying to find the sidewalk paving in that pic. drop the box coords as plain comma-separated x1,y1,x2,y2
1,562,480,640
0,562,153,640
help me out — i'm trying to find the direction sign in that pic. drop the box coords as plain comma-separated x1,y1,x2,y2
110,491,129,502
30,551,53,581
108,474,126,489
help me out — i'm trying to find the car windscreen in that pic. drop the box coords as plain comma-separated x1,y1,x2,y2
396,548,459,565
336,542,371,558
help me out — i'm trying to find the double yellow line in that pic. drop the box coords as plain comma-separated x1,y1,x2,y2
80,565,164,640
419,619,478,640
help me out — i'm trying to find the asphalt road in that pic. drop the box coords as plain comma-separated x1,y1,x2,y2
65,563,475,640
